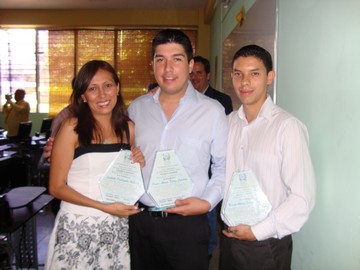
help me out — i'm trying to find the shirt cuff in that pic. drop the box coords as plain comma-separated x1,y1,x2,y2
251,216,277,241
201,190,221,212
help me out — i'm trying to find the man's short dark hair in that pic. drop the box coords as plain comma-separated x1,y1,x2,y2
193,56,210,74
232,44,273,73
152,29,193,63
15,88,26,96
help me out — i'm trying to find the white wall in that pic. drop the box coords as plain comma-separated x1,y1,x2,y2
277,1,360,269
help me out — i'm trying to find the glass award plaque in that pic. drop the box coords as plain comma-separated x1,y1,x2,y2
99,150,145,205
221,170,272,226
147,150,193,209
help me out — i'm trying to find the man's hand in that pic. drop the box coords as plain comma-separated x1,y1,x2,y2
5,94,12,101
222,225,257,241
131,146,145,168
165,197,211,216
42,137,55,161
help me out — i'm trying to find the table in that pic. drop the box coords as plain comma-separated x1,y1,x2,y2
0,186,53,269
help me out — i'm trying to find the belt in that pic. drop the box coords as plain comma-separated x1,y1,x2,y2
138,202,178,218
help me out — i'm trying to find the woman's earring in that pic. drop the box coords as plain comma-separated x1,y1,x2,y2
83,99,87,103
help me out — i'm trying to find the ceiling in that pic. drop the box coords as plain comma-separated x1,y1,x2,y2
0,0,207,10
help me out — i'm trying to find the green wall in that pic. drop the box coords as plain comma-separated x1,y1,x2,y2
277,1,360,269
211,0,360,269
0,113,47,136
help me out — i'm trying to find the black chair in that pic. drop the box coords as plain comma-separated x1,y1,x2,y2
39,118,53,138
15,121,32,144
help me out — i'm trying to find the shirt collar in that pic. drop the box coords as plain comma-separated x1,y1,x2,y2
258,96,275,120
237,95,274,122
202,84,210,94
152,80,198,105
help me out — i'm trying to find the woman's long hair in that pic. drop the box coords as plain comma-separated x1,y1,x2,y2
70,60,129,146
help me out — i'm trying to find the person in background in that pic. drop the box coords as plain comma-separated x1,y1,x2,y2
2,89,30,138
128,29,228,270
190,55,233,259
220,44,316,270
45,60,144,270
190,56,233,114
147,82,159,93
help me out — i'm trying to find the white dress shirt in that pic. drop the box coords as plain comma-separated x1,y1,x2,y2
128,82,228,209
223,96,316,240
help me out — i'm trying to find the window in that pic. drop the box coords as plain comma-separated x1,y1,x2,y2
0,29,37,112
0,28,197,115
44,30,75,115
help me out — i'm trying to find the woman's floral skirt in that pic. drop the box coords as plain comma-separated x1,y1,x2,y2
45,208,130,270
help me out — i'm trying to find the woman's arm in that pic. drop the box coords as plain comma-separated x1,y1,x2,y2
49,118,139,217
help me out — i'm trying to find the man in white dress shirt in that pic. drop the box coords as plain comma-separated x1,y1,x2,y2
220,44,316,270
128,29,228,270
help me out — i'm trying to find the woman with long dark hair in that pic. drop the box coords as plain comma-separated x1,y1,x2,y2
45,60,144,269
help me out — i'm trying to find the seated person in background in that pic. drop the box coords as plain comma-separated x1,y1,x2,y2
2,89,30,138
45,60,144,269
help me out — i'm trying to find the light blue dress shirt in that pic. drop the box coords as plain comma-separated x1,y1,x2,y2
128,82,228,210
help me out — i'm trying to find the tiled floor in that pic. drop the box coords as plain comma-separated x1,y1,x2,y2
9,204,221,269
